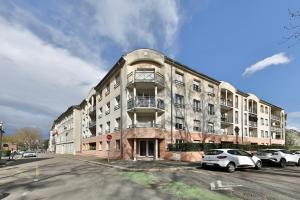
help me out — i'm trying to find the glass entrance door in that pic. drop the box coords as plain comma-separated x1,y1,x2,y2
139,140,155,157
140,140,147,156
148,140,154,156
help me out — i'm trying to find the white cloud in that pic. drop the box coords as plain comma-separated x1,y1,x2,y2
242,52,291,76
0,17,106,133
86,0,180,50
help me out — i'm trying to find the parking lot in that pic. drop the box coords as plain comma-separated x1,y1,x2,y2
0,155,299,200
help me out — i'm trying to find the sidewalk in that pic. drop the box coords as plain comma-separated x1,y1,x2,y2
60,154,200,172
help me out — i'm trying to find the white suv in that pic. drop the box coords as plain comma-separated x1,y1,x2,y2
201,149,262,172
256,149,300,167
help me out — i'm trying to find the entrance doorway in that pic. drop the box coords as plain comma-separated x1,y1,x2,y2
139,140,155,157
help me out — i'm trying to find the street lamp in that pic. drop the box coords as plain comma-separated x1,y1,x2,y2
234,126,240,146
0,121,5,161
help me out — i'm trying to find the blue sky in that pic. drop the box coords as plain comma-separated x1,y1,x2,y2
0,0,300,137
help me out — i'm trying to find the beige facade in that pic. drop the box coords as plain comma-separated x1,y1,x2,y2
50,49,286,160
50,106,82,154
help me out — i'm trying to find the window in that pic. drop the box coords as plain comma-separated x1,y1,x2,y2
193,99,201,112
244,99,247,111
261,130,264,138
175,117,184,130
207,85,214,96
98,107,103,118
193,80,200,92
265,119,268,126
207,122,214,133
235,95,239,108
175,72,184,85
208,104,214,115
260,105,264,113
115,118,120,131
105,83,110,95
99,124,103,134
235,111,239,124
99,141,102,151
261,118,264,126
106,102,110,115
114,95,120,110
193,120,201,131
114,74,120,88
265,131,269,138
98,90,103,101
175,94,184,108
244,113,247,125
244,128,248,136
106,121,110,133
116,140,120,151
265,107,268,114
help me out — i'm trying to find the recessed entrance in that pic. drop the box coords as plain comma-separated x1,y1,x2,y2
139,140,155,157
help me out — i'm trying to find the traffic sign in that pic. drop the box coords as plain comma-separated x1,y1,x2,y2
107,134,112,141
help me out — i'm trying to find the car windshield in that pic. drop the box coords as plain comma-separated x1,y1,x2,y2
205,150,223,155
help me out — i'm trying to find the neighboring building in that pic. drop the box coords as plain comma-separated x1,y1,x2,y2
50,49,286,160
50,105,82,154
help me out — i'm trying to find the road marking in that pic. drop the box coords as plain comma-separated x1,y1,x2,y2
210,180,243,191
34,163,40,181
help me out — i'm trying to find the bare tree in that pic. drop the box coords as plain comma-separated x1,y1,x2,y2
283,9,300,47
14,127,43,150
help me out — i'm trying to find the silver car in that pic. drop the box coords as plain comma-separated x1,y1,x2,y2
22,151,37,158
201,149,262,172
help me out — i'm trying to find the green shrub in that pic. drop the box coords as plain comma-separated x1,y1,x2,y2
0,150,11,157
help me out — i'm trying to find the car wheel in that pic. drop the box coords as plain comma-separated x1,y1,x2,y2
227,162,235,173
255,161,262,170
279,159,286,168
296,159,300,167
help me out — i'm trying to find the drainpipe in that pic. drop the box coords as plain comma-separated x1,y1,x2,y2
120,63,124,159
171,60,174,145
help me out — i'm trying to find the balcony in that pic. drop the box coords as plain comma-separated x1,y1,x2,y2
105,110,110,115
114,104,120,111
221,117,233,124
271,127,282,132
271,115,281,121
249,121,257,128
220,98,233,108
127,96,165,112
249,108,257,115
127,71,165,88
129,123,164,129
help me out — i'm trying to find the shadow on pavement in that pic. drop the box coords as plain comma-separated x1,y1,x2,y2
1,157,53,167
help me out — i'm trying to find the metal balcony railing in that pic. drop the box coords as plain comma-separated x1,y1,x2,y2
127,71,165,86
127,97,165,110
221,117,233,123
249,121,257,127
249,108,257,114
271,127,282,132
129,123,164,128
271,115,281,121
220,98,233,107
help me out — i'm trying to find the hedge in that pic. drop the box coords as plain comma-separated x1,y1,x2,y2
0,150,11,157
167,143,287,152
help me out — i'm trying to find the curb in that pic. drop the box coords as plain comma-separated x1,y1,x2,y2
62,156,196,172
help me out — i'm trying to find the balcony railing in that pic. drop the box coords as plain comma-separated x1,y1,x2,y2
127,71,165,86
249,121,257,127
114,104,120,111
221,117,233,123
220,98,233,107
249,108,257,114
105,110,110,115
271,115,281,121
129,123,164,128
127,97,165,110
271,127,282,132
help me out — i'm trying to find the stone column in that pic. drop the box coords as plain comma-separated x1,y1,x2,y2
155,139,158,160
133,138,137,161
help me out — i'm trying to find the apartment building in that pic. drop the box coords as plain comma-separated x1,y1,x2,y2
50,49,286,159
50,105,81,154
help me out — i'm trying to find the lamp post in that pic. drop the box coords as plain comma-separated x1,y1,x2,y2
234,126,240,147
0,121,5,161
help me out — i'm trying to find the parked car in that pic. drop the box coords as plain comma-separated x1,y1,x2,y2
256,149,300,167
22,151,37,158
201,149,262,172
290,150,300,155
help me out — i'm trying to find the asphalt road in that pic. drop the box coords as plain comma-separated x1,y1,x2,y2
0,155,299,200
